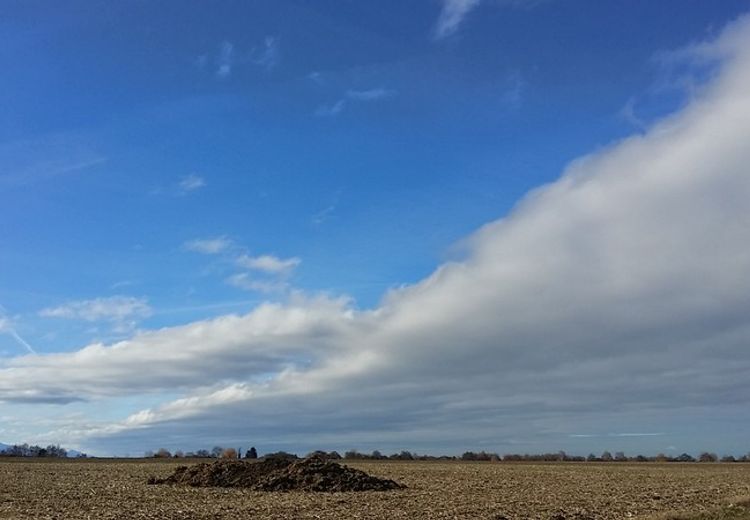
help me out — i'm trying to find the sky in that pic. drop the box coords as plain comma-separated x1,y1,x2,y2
1,0,750,457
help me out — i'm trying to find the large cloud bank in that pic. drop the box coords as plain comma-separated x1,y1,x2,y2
4,16,750,454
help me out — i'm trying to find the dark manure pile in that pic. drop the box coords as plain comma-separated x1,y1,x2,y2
147,455,405,492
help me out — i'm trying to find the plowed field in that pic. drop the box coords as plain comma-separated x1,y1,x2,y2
1,458,749,519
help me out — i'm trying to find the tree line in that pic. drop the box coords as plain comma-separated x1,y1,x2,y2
0,443,85,458
142,447,750,463
146,446,259,459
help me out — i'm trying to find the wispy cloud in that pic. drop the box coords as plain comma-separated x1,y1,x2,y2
183,236,232,255
312,204,336,226
236,254,301,275
225,273,288,294
570,433,665,438
39,296,152,324
501,71,525,109
0,134,106,187
208,37,279,79
250,36,279,70
346,88,396,101
0,309,36,355
434,0,482,39
311,190,342,226
110,280,136,290
150,174,207,197
610,433,666,437
39,296,152,335
314,99,346,117
618,97,647,130
315,87,396,117
433,0,544,40
216,40,234,79
177,174,206,194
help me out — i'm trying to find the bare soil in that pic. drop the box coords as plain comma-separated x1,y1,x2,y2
1,458,749,519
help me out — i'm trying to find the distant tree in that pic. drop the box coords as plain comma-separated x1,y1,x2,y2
221,448,237,459
634,455,648,462
173,450,184,458
195,449,211,458
676,453,696,462
305,450,328,459
721,455,736,463
461,451,478,461
402,450,416,460
614,451,627,462
586,453,598,462
568,455,586,462
655,453,670,462
154,448,172,458
46,445,67,458
601,451,613,461
211,446,224,458
698,452,718,463
262,451,298,460
371,450,383,460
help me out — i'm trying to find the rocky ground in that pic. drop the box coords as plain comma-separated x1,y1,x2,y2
1,458,749,519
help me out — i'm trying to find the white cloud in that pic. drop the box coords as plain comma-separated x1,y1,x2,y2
3,295,354,403
39,296,152,324
183,236,232,255
236,254,301,275
5,15,750,454
177,174,206,193
434,0,482,39
184,238,300,293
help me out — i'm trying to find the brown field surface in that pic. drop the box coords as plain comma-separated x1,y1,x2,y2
1,458,749,519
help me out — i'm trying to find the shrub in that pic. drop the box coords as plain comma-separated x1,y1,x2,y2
221,448,238,459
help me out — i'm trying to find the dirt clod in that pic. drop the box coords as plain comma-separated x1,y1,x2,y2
148,455,405,492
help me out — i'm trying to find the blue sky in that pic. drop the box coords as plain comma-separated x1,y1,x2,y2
2,1,750,456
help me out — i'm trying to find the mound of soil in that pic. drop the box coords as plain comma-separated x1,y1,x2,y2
147,456,404,492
